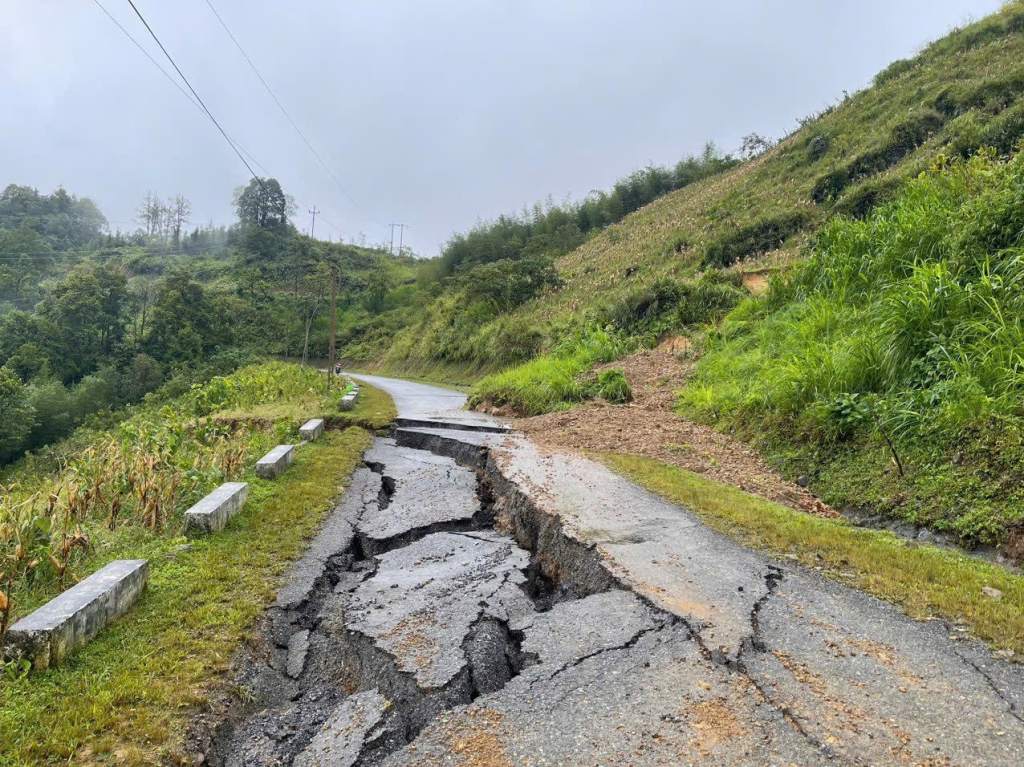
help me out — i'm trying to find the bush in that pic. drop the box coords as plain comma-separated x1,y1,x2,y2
704,210,813,267
470,325,635,415
812,111,945,203
597,278,682,335
478,317,545,367
676,271,746,325
833,175,904,219
588,368,632,404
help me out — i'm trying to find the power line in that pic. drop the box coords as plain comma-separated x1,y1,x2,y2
91,2,365,246
125,0,264,186
202,0,382,225
91,0,273,180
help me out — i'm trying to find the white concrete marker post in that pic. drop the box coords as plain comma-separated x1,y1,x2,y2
5,559,149,670
256,444,295,479
299,418,325,441
183,482,250,536
339,384,360,412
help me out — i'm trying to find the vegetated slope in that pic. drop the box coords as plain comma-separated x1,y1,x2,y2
0,361,375,764
450,4,1024,380
468,3,1024,412
465,5,1024,554
0,178,409,466
682,149,1024,549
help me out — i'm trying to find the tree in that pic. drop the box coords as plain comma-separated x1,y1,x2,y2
739,132,776,160
136,191,162,237
169,194,191,247
37,264,128,380
0,367,35,463
145,270,229,363
234,177,292,230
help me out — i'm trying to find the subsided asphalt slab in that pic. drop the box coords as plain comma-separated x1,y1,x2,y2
204,374,1024,767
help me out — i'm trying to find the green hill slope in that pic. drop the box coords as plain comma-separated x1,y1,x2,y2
372,2,1024,377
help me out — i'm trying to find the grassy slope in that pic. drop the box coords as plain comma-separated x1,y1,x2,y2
0,367,391,765
511,5,1024,327
464,7,1024,541
603,453,1024,655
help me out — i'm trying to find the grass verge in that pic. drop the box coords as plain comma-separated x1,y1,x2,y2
326,380,397,431
601,452,1024,656
0,427,371,766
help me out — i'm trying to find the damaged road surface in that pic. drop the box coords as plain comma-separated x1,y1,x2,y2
194,376,1024,766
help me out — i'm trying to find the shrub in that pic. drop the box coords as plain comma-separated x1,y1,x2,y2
479,317,545,367
597,278,682,335
833,175,904,219
676,271,746,325
812,111,945,203
588,368,632,404
704,210,813,267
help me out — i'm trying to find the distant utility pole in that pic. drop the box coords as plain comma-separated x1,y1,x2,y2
327,262,337,391
308,205,320,238
396,223,407,256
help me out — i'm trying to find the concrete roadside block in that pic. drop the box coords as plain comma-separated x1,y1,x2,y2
339,385,360,412
299,418,325,441
5,559,149,670
256,444,295,479
184,481,249,536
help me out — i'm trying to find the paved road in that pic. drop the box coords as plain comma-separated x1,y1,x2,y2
347,372,504,430
211,374,1024,767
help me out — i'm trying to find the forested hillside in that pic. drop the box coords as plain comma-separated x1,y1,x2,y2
0,179,405,465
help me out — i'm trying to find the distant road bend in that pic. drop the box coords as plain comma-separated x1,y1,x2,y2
202,374,1024,766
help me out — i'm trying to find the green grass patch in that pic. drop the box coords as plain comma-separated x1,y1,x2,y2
326,379,397,431
469,326,635,415
680,150,1024,545
0,427,371,766
601,453,1024,656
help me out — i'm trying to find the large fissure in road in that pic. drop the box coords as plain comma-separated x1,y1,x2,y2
194,433,670,766
187,420,1024,767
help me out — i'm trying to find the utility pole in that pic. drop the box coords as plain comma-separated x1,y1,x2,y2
308,205,320,238
396,223,407,256
389,223,396,255
327,261,337,391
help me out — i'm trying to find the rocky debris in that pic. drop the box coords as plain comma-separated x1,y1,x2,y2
293,690,400,767
285,631,310,679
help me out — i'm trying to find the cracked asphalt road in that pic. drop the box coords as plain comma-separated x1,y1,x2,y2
203,375,1024,767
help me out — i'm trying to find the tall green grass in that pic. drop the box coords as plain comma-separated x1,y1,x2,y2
681,149,1024,543
469,325,635,415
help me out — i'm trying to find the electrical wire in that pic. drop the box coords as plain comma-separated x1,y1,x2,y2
125,0,264,186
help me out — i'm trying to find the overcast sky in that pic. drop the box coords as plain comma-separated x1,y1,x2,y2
1,0,1005,255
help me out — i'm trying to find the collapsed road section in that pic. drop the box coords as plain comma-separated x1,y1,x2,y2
189,394,1024,766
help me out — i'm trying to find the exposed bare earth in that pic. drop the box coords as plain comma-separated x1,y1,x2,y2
512,343,837,518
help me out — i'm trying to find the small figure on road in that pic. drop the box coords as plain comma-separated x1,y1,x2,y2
334,362,342,376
